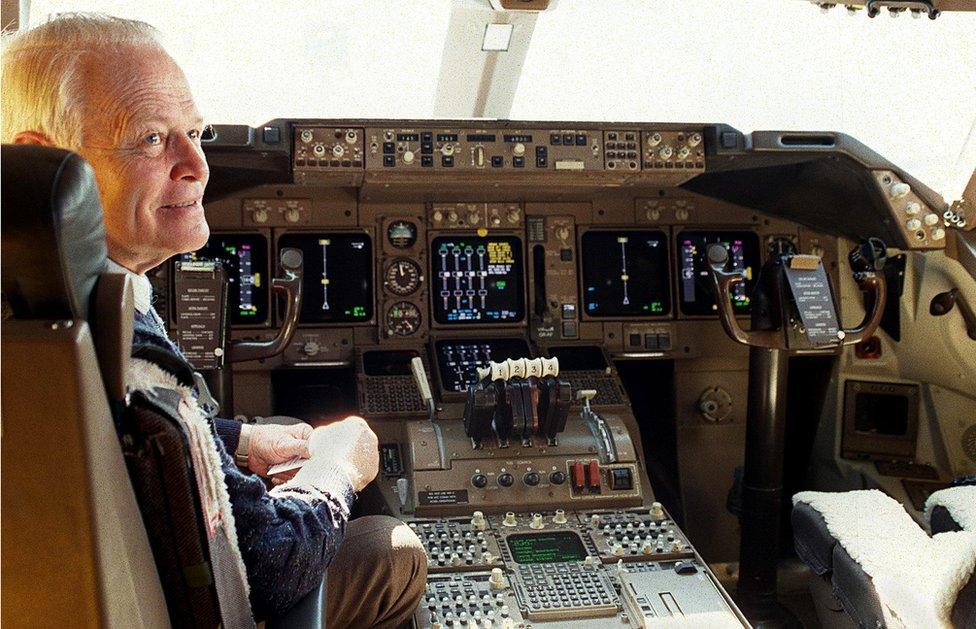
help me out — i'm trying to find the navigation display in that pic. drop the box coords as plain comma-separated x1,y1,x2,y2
507,532,588,564
434,338,530,392
677,231,760,316
277,232,373,323
581,230,670,317
181,233,268,325
431,236,524,324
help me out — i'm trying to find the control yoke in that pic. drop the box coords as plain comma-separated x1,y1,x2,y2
706,241,887,350
229,247,304,363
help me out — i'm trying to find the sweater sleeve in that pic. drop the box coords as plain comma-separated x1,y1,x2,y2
214,417,242,455
213,432,355,618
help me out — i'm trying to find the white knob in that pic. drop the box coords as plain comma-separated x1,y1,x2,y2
441,144,455,156
252,208,268,224
402,150,415,164
677,146,690,160
506,209,520,224
302,341,320,356
529,513,544,530
489,568,507,589
553,509,567,524
590,514,601,527
332,144,345,158
648,132,662,146
432,210,443,222
905,201,921,215
906,218,922,231
611,543,624,556
650,502,664,519
658,145,674,160
285,208,301,223
447,211,458,223
932,227,946,241
482,551,495,563
451,553,462,566
688,132,702,147
502,512,517,527
512,143,525,157
890,182,911,199
584,555,598,566
642,541,654,555
923,213,940,226
471,511,487,531
468,212,480,225
300,129,314,143
671,540,686,552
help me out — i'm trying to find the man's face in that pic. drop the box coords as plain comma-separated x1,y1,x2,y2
76,46,210,271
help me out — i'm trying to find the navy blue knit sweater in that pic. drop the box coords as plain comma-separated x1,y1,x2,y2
132,308,354,618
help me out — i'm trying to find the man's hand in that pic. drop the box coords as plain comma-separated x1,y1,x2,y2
246,423,313,478
308,416,379,492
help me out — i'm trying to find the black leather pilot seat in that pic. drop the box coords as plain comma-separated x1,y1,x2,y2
1,145,325,628
792,488,976,628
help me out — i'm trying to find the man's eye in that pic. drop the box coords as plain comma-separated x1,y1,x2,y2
145,132,163,146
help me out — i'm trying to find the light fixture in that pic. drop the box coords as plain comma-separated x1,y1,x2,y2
482,23,514,52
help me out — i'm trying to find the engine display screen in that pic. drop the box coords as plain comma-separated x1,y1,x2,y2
277,233,373,323
677,231,760,316
506,532,588,564
434,338,530,392
581,230,670,317
181,233,268,325
431,236,524,324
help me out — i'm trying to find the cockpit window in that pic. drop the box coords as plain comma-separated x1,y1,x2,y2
27,0,976,200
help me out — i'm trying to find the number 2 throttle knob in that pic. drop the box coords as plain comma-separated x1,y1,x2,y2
523,471,541,486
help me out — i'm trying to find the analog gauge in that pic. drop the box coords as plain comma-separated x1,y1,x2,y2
387,221,418,248
767,236,798,257
387,301,422,336
385,258,422,295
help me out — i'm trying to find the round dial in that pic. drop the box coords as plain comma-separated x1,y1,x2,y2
387,221,418,248
384,258,422,295
387,301,422,336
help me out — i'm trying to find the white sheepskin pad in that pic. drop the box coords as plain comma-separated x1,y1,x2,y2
793,489,976,628
926,486,976,532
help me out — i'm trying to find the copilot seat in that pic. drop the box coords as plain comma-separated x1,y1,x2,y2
791,487,976,628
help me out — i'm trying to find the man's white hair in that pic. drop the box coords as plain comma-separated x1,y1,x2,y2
1,13,163,150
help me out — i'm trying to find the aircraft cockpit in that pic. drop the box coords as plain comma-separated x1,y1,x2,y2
3,2,975,628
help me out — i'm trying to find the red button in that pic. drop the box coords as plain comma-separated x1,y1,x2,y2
571,461,585,490
588,460,601,491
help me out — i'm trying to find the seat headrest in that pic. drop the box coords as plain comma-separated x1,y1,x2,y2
2,144,107,321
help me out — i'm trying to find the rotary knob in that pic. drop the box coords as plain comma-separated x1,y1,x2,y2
677,146,691,160
471,510,487,530
441,143,455,156
471,474,488,489
332,144,345,158
611,543,625,556
589,513,601,527
923,213,940,226
523,471,540,486
889,182,911,198
300,129,314,143
506,209,520,224
512,143,526,157
553,509,568,524
688,132,703,147
906,217,922,231
252,208,269,224
447,211,459,223
285,208,301,223
648,132,663,146
932,227,946,240
549,470,566,485
650,502,665,519
502,512,518,527
497,473,514,487
489,568,507,589
658,145,674,160
302,341,320,357
402,150,415,164
529,513,544,530
905,201,921,215
468,212,480,225
432,210,444,222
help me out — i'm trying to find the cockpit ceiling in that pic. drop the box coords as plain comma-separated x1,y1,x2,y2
25,0,976,203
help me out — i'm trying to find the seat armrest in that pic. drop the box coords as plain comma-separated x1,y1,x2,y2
265,574,326,629
925,486,976,533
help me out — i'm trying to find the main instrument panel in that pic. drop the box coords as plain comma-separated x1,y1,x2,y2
157,118,955,627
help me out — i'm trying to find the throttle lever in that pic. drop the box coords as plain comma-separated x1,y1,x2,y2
228,247,303,363
706,244,753,346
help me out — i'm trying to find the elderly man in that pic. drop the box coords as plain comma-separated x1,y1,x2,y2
2,13,425,627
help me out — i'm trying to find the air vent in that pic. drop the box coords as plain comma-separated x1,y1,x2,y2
778,134,835,147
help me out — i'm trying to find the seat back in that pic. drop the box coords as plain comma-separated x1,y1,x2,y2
1,144,168,627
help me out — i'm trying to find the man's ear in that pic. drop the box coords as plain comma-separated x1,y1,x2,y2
13,131,54,146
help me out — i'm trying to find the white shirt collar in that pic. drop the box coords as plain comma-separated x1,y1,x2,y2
105,258,154,314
